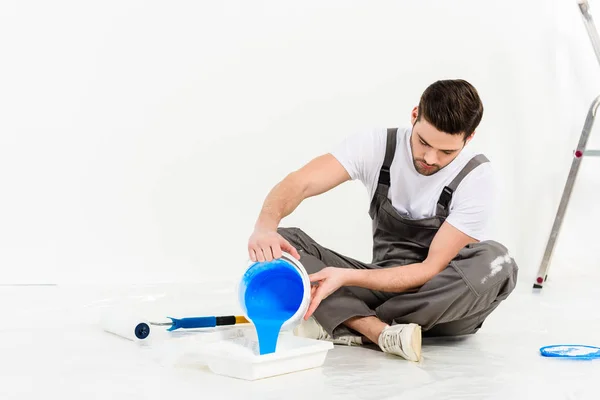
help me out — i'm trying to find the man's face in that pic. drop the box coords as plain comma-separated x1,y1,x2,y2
409,108,473,176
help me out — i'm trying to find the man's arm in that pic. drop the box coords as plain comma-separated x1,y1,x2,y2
248,153,351,262
303,221,477,319
346,221,477,292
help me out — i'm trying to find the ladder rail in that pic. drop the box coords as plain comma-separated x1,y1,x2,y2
533,0,600,288
534,96,600,288
579,0,600,67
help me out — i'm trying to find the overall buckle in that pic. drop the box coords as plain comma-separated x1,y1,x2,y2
378,166,391,185
438,186,453,210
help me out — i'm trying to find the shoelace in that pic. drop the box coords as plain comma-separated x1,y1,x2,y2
380,326,406,353
316,325,331,340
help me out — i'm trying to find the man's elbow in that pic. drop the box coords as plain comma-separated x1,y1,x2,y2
422,258,448,278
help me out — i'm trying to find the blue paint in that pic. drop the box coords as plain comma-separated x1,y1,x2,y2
242,258,304,355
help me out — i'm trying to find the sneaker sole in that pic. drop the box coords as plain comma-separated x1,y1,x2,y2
401,323,422,362
294,318,325,339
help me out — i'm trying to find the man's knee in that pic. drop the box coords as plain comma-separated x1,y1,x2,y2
277,226,300,239
480,240,519,286
470,240,514,265
277,227,316,254
277,227,304,247
455,240,518,296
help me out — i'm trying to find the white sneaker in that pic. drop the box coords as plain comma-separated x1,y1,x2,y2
377,323,422,362
293,317,362,346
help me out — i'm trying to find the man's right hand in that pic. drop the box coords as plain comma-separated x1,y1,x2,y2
248,229,301,262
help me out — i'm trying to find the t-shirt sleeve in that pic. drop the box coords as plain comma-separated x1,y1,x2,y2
330,128,386,195
445,163,496,241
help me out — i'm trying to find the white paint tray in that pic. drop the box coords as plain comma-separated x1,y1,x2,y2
196,327,334,380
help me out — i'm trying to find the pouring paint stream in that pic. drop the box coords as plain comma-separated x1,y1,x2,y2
242,258,305,355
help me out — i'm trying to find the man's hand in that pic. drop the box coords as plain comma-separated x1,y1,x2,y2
304,267,351,320
248,229,301,262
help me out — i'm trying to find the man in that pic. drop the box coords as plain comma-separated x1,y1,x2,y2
247,79,518,362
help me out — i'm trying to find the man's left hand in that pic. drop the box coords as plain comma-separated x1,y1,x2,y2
304,267,352,320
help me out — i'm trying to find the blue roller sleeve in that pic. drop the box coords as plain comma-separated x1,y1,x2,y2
167,316,217,331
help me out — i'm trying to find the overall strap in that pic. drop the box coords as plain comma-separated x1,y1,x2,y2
436,154,490,217
377,128,398,189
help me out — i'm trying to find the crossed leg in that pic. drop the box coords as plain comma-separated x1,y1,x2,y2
277,227,518,361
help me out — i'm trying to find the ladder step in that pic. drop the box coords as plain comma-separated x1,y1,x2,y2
584,149,600,156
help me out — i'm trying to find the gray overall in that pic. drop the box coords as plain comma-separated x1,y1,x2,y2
278,128,518,337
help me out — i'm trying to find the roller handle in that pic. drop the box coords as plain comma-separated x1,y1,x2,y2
166,315,246,331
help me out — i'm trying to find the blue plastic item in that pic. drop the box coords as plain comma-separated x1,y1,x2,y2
540,344,600,360
166,316,218,331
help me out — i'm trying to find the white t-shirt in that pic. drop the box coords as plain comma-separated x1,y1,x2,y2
331,126,495,241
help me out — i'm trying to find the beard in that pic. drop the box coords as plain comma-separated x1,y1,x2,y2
413,158,441,176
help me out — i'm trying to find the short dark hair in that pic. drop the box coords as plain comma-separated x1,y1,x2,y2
417,79,483,139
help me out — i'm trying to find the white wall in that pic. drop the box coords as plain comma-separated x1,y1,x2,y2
1,0,599,284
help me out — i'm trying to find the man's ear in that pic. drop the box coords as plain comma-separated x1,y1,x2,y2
464,130,476,144
410,106,419,125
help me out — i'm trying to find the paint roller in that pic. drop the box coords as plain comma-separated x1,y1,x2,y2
102,312,249,341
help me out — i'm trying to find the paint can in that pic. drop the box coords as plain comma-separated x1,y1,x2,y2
237,252,310,332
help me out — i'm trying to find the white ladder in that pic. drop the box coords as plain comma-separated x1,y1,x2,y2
534,0,600,289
